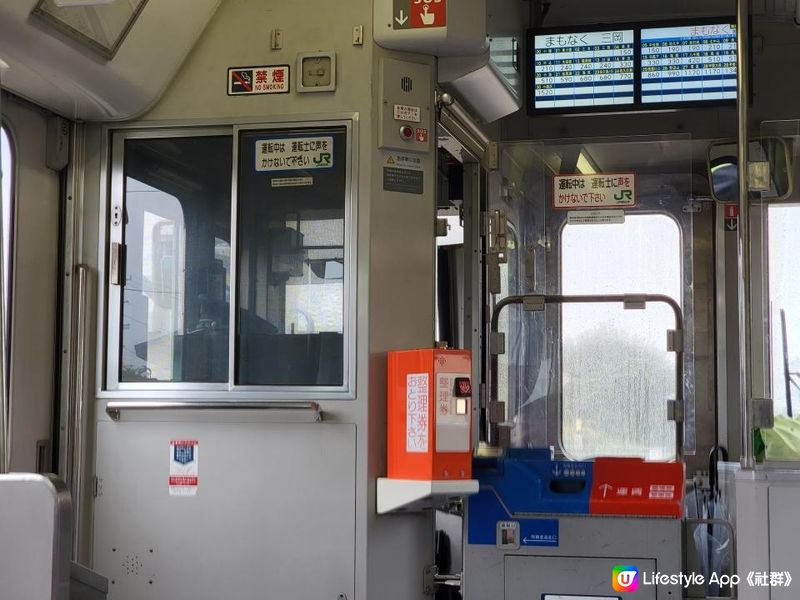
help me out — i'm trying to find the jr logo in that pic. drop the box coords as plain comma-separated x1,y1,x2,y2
313,153,332,166
612,566,639,592
614,189,633,202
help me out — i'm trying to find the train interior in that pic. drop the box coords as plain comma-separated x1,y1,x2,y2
1,0,800,599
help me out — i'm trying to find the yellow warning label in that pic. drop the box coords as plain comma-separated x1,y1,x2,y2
387,156,395,165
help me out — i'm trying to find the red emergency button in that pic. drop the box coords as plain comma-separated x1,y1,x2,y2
399,125,414,141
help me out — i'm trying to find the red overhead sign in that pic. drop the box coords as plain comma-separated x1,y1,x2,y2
411,0,446,28
394,0,447,29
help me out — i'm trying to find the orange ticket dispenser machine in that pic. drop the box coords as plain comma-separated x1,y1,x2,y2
387,349,473,481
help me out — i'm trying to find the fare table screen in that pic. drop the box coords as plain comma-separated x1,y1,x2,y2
641,23,737,104
533,30,635,110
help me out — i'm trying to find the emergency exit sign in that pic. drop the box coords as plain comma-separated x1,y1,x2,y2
393,0,447,29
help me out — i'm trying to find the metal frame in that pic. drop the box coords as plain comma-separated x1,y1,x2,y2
98,114,359,401
489,141,696,460
736,0,755,469
229,122,356,395
436,118,485,447
550,209,692,462
58,121,81,480
714,201,734,455
68,265,90,559
490,294,686,462
104,125,232,394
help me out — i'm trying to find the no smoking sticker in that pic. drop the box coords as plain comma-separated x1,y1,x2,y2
228,65,290,95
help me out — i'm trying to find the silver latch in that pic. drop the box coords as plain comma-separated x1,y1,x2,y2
488,210,508,256
668,400,685,424
523,295,546,312
486,210,508,295
752,398,775,429
488,401,506,424
623,294,646,310
490,331,506,355
682,198,704,213
423,566,462,596
667,329,683,352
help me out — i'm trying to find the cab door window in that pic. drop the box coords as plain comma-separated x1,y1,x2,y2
235,128,347,386
118,135,232,383
560,214,681,460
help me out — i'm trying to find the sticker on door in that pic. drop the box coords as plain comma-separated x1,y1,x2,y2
169,439,199,496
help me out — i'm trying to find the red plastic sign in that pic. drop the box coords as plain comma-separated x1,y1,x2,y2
411,0,446,28
724,204,739,219
589,457,684,518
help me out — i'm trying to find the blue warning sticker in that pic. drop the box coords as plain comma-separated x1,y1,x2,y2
519,519,559,547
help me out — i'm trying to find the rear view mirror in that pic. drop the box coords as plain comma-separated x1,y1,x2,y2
708,137,792,203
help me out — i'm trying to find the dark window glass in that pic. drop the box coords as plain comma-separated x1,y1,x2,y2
236,127,347,386
120,136,232,382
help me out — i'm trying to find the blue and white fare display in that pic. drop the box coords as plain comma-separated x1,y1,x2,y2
533,30,635,110
641,23,737,104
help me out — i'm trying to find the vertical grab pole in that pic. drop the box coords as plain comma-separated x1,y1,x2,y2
0,61,10,474
70,266,90,558
736,0,755,469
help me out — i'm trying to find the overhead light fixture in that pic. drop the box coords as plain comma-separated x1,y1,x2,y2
32,0,148,60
